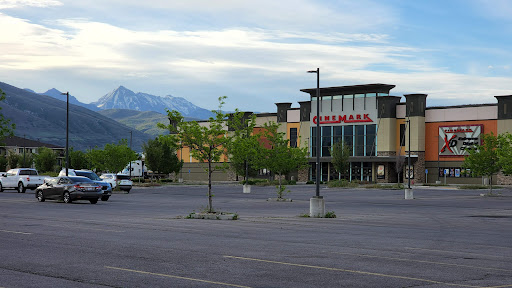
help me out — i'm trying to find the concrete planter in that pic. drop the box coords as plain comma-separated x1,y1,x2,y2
187,212,238,220
243,184,251,193
267,198,293,202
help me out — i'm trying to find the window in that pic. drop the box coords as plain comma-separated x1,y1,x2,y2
333,126,342,144
311,127,317,157
366,125,376,156
355,125,365,156
343,125,354,156
322,126,332,157
289,128,298,148
400,124,406,147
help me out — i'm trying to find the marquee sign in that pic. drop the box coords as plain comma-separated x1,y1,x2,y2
312,114,373,125
439,125,482,156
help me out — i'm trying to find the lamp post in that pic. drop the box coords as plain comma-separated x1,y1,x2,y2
129,130,132,179
307,68,324,217
404,117,413,199
61,92,69,176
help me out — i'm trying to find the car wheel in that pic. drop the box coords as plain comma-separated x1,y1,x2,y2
126,189,130,193
0,182,3,192
36,190,45,202
18,182,26,193
101,196,109,201
63,192,72,203
90,199,98,204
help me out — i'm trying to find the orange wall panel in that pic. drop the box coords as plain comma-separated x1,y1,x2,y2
424,120,497,162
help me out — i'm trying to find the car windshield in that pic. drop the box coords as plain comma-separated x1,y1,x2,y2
75,171,101,181
68,176,94,183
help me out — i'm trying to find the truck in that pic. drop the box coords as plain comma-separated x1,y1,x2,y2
121,160,147,178
0,168,47,193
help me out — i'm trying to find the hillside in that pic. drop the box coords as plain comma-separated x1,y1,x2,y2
0,82,151,151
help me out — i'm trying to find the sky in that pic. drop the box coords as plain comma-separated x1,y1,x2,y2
1,0,512,112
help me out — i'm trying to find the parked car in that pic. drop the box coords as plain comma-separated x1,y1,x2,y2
59,169,112,201
0,168,46,193
100,173,133,193
35,176,103,204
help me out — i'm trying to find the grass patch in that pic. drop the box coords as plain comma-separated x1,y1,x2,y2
327,179,358,188
458,185,503,190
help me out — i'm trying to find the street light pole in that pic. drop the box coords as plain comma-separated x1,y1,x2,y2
308,68,324,217
407,118,411,189
129,130,132,179
61,92,69,176
308,68,320,197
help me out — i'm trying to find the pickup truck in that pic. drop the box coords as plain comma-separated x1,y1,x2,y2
0,168,46,193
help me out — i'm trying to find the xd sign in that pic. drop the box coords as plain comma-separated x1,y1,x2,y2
439,125,482,156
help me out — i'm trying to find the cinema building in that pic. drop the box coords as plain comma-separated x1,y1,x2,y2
179,83,512,185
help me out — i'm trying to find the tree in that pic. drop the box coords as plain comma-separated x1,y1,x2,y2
395,155,406,184
162,96,230,213
463,132,500,194
0,89,15,143
0,156,7,171
34,147,57,172
86,140,138,173
7,152,21,169
226,111,260,181
69,148,88,169
86,147,106,172
331,141,351,180
257,122,309,198
497,132,512,176
142,136,183,176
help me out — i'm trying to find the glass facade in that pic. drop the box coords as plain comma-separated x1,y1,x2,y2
310,124,377,182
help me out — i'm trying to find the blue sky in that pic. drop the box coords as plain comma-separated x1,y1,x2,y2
0,0,511,112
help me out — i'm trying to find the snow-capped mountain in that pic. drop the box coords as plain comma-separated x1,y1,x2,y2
40,88,100,111
92,86,214,119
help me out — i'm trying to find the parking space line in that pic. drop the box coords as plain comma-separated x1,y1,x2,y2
405,247,506,259
223,255,486,288
333,252,512,273
487,285,512,288
105,266,251,288
0,229,32,235
44,224,125,233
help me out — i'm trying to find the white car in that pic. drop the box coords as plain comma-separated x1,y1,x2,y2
100,173,132,193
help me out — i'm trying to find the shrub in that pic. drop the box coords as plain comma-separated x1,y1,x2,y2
327,179,358,188
324,211,337,218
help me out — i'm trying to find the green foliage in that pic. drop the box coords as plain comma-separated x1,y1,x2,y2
161,96,230,213
143,136,183,175
497,132,512,175
34,147,57,172
0,156,6,171
331,141,351,180
0,89,15,144
7,152,21,169
276,184,290,199
256,122,308,197
327,179,358,188
87,140,138,173
463,133,500,194
226,111,260,180
69,148,89,169
324,211,337,218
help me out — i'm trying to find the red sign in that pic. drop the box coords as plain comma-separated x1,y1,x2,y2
313,114,373,124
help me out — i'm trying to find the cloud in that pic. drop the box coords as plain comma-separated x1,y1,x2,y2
0,0,62,9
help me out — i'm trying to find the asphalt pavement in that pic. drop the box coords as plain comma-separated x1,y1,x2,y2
0,184,511,287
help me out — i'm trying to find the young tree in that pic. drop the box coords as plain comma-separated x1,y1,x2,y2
161,96,230,213
395,155,406,184
463,133,500,194
497,132,512,176
257,122,309,198
86,147,106,172
226,111,259,181
34,147,57,172
331,141,351,180
0,89,15,143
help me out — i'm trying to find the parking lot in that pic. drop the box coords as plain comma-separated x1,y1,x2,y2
1,184,511,287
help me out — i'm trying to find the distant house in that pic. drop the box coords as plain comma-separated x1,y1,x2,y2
0,136,65,168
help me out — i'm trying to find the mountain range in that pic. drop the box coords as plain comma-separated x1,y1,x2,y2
38,86,214,119
1,82,151,151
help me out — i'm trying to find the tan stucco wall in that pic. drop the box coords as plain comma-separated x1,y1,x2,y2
407,117,425,151
299,121,310,149
498,119,512,134
377,118,396,152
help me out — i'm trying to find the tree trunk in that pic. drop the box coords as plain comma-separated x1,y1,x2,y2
208,159,213,213
245,159,248,182
278,172,282,198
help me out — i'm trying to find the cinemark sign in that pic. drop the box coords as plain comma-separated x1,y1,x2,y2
313,114,373,124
